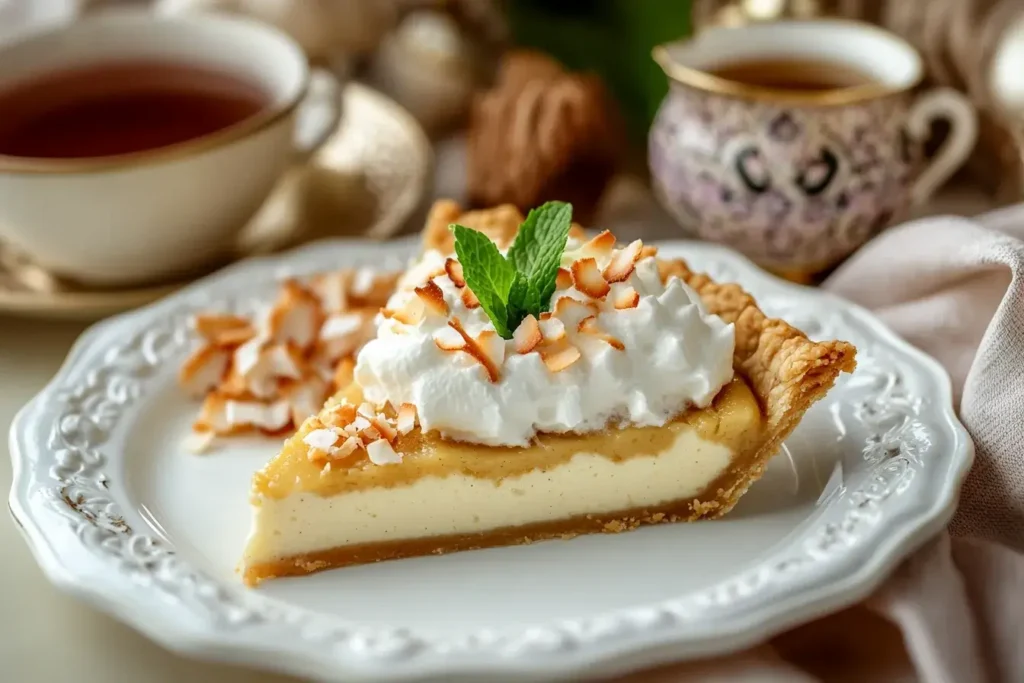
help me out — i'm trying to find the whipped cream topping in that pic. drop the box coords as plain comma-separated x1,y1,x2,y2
354,238,736,447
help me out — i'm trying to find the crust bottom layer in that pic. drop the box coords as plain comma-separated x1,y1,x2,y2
241,454,767,586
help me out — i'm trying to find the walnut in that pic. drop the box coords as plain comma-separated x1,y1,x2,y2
467,50,624,224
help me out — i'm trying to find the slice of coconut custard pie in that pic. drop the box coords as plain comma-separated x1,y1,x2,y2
240,200,857,585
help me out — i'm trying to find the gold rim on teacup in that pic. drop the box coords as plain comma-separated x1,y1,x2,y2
653,19,925,106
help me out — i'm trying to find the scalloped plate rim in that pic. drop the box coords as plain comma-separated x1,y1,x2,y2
9,237,973,682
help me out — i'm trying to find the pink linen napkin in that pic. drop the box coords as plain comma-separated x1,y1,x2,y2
621,205,1024,683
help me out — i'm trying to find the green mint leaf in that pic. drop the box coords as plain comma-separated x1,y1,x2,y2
507,274,543,327
505,201,573,313
506,277,527,332
452,223,516,338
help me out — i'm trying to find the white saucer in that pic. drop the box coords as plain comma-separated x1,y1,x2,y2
0,83,430,321
9,237,972,682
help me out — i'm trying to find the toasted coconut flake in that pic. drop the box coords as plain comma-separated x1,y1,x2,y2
460,286,481,309
433,325,467,351
240,344,304,398
317,312,370,363
613,286,641,310
351,416,371,432
309,271,348,313
541,343,582,373
539,316,566,342
303,428,340,451
390,294,426,326
448,317,501,382
267,280,323,351
553,296,599,326
193,314,255,346
396,403,417,435
399,256,447,291
513,315,542,354
332,356,356,392
475,329,506,367
370,415,399,442
366,438,403,465
351,270,401,307
194,393,232,434
233,334,267,376
214,326,257,347
578,316,626,351
225,399,291,432
326,401,357,428
583,229,616,255
312,359,335,384
444,258,466,287
603,239,644,284
282,375,329,427
266,344,304,379
320,312,366,339
335,435,363,458
359,424,382,443
571,257,611,298
349,268,378,296
178,344,229,398
414,280,449,316
639,245,659,260
215,368,251,399
555,267,573,290
357,402,376,418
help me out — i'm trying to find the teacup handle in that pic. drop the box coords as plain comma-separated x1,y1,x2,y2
292,67,344,164
905,87,978,205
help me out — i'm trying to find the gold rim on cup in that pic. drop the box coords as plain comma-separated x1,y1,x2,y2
652,18,925,106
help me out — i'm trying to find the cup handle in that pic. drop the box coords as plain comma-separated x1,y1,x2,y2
905,87,978,205
291,67,344,164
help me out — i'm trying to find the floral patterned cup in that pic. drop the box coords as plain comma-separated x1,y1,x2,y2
649,20,978,281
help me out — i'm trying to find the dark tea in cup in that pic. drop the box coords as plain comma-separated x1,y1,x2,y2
709,58,879,92
0,61,268,159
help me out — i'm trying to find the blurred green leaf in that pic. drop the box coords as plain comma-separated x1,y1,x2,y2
507,0,692,143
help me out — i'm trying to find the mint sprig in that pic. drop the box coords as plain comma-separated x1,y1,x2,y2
451,224,517,338
451,201,573,339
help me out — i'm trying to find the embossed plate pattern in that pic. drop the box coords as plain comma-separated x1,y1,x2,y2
9,237,972,682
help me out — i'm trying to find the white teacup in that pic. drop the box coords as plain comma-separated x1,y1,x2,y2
0,10,341,287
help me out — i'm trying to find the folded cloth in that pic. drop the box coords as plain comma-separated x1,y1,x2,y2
620,206,1024,683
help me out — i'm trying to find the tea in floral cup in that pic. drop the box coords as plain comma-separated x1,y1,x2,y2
649,20,978,281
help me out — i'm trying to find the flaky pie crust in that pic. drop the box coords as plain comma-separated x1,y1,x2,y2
242,201,856,583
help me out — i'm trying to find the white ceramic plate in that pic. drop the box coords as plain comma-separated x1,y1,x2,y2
9,237,972,682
